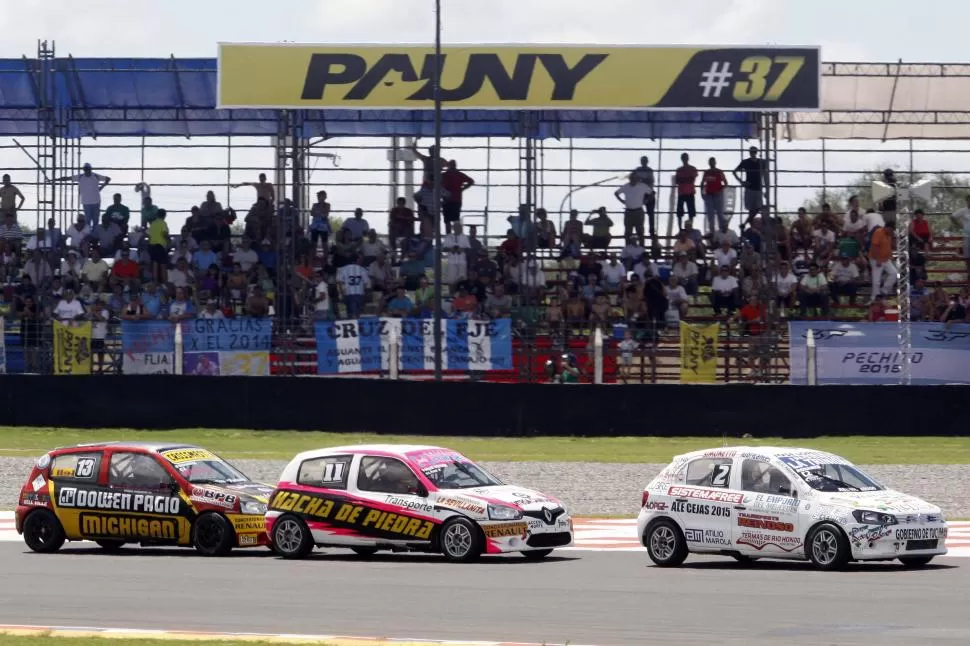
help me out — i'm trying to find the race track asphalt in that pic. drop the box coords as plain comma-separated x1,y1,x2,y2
0,543,968,646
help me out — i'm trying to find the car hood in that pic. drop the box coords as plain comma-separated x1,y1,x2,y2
199,481,275,504
450,485,564,510
820,489,942,516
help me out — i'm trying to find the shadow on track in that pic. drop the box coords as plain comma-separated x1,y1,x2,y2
670,559,958,572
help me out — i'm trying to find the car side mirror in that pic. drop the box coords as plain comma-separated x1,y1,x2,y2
780,486,795,498
168,481,180,495
408,483,428,498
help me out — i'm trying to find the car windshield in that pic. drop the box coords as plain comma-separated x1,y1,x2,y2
406,449,502,490
173,459,249,485
787,462,883,493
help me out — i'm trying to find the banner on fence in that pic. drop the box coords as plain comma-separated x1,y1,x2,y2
53,321,93,375
679,321,718,384
121,321,176,374
314,318,513,374
789,321,970,385
0,317,5,374
180,318,273,376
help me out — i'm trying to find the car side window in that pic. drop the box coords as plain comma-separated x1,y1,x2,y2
108,452,173,489
685,458,733,488
50,453,102,481
298,455,353,489
741,459,794,495
357,456,420,495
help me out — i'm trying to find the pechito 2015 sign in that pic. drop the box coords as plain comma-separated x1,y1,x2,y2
217,43,820,111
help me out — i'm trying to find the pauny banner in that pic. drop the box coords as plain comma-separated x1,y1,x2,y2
53,321,93,375
217,43,821,111
314,318,513,374
789,321,970,385
180,318,273,376
121,321,175,374
680,321,719,384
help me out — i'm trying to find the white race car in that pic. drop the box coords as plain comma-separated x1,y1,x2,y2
637,446,947,570
265,444,573,562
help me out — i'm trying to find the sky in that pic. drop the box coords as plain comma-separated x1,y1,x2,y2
2,0,969,237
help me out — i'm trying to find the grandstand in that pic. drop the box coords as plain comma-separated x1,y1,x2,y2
0,45,968,382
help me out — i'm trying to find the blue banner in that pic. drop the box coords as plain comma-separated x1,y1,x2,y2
181,318,273,376
315,318,513,374
122,321,175,374
789,321,970,385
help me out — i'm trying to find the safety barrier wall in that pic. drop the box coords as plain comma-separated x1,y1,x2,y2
0,375,965,437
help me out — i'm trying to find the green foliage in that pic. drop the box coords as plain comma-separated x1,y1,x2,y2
329,216,345,233
801,166,970,236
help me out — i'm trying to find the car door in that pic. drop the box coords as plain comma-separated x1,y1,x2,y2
98,451,187,543
48,450,106,539
733,458,803,556
288,453,358,545
351,455,435,544
669,457,737,551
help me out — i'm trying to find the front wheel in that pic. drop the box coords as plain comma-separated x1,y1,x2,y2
439,518,483,563
899,556,934,568
645,519,688,567
95,540,125,552
806,523,850,571
272,515,314,560
192,513,235,557
522,549,553,560
22,510,66,554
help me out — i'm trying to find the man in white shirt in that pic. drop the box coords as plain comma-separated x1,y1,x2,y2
53,288,86,321
711,222,739,249
619,236,645,270
773,261,799,310
65,216,90,250
710,266,740,315
842,195,868,237
829,255,861,305
950,194,970,276
713,239,738,269
336,254,370,319
233,238,258,272
313,272,332,320
55,163,111,228
199,299,225,319
601,255,627,293
614,173,651,247
671,252,699,295
168,257,192,290
798,262,830,317
442,223,471,250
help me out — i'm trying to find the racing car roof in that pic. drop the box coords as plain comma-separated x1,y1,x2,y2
287,443,452,463
51,441,201,453
672,446,848,463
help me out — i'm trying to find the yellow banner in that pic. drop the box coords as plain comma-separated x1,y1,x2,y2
53,321,93,375
217,44,820,110
680,322,719,384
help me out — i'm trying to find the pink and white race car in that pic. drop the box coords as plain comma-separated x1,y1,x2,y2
265,444,573,562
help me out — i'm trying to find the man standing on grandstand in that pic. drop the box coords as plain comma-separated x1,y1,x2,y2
950,194,970,277
734,146,767,227
674,153,698,230
614,172,649,247
234,173,275,204
700,157,729,235
336,253,370,319
0,174,24,222
53,163,111,229
441,160,474,234
869,222,897,302
411,142,447,226
632,156,656,242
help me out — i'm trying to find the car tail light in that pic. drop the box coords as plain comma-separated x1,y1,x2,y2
641,491,649,507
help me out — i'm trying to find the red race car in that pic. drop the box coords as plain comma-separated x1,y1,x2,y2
16,441,273,556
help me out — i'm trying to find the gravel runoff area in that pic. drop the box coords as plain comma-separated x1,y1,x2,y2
0,457,968,517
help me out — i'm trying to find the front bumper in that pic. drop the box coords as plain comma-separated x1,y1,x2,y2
482,517,574,553
225,513,270,548
849,523,948,560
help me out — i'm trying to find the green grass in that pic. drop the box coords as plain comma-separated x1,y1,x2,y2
0,427,968,464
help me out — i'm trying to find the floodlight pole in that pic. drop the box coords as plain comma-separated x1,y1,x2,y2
431,0,444,381
895,198,912,386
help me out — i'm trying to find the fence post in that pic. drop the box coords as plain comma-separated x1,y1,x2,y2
593,327,603,385
388,325,399,381
174,322,184,376
806,328,817,386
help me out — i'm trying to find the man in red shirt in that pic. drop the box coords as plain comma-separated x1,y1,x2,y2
675,152,698,230
111,253,140,288
701,156,729,236
737,294,766,335
441,160,474,234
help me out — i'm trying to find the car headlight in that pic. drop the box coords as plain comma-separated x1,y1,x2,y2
241,501,267,515
488,504,522,521
852,510,897,525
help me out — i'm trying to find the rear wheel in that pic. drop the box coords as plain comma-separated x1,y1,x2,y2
192,513,235,557
95,540,125,552
645,519,688,567
351,547,379,557
522,549,553,560
22,510,65,554
439,518,483,563
807,523,850,571
899,556,934,568
272,515,314,560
